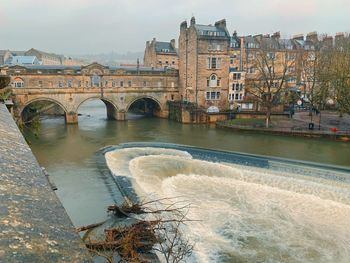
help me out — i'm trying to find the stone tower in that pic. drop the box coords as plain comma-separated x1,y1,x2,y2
178,17,230,109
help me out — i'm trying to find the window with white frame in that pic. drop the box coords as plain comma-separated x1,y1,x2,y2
14,78,24,88
209,74,218,88
207,57,221,69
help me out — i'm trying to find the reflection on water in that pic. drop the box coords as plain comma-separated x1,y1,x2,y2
24,100,350,228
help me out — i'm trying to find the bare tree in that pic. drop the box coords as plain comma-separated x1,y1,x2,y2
327,36,350,115
246,43,295,128
80,198,195,263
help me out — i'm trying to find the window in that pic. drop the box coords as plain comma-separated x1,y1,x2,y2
211,92,216,100
78,81,81,87
68,80,72,88
38,81,43,87
288,66,295,73
210,74,217,87
235,84,240,91
92,74,101,87
206,92,210,100
287,77,296,83
207,57,221,69
267,52,275,60
232,84,235,91
112,81,116,87
128,81,132,87
248,67,255,73
239,94,243,100
230,58,234,64
207,79,210,87
235,94,239,100
216,92,220,99
14,78,24,88
120,81,124,87
59,81,64,88
217,58,221,69
217,78,221,87
233,73,241,80
143,81,147,87
211,57,217,69
158,60,162,64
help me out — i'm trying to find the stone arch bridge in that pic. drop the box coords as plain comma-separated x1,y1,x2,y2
2,63,179,124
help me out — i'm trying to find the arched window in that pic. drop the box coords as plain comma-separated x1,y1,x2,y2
210,74,217,88
91,74,101,87
14,77,24,88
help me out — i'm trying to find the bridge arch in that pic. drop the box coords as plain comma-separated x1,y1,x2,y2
126,95,163,118
76,96,120,121
19,97,68,124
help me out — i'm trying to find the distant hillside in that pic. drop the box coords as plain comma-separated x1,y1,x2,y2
71,51,144,66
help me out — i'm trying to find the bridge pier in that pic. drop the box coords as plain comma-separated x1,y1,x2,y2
65,112,78,124
116,111,126,121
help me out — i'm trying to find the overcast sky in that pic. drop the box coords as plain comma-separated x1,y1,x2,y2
0,0,349,55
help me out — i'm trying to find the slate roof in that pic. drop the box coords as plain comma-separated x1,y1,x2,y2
155,42,176,53
8,56,39,65
5,64,174,74
195,24,228,37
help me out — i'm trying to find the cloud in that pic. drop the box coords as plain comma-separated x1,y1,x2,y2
0,0,349,54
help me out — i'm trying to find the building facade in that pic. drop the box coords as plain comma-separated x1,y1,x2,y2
178,17,231,109
144,38,178,69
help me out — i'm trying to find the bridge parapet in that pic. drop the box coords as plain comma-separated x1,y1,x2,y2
2,63,180,124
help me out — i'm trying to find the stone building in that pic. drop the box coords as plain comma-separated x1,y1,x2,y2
2,63,179,123
143,38,178,69
228,32,246,109
178,17,231,110
25,48,63,65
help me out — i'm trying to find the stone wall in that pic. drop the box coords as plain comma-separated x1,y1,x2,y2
0,104,91,262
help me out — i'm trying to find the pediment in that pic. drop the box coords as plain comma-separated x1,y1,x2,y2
82,63,109,75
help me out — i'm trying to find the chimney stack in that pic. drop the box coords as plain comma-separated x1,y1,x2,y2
306,32,318,43
292,34,304,41
170,39,176,49
215,19,226,29
190,16,196,26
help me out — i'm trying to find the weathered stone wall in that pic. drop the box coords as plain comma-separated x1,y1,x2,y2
0,104,91,262
5,64,180,123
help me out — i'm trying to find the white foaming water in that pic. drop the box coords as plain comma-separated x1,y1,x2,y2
105,147,350,263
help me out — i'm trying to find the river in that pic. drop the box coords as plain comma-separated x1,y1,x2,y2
24,99,350,261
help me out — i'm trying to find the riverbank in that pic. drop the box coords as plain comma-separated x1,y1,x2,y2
217,113,350,142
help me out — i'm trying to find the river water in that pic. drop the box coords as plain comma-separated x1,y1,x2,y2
24,100,350,262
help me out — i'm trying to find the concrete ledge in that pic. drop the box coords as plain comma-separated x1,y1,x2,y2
0,104,91,262
216,122,350,142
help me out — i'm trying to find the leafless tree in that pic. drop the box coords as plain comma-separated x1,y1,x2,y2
246,44,295,128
